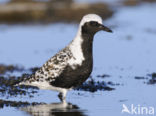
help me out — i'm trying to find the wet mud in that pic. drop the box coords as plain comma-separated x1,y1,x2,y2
135,73,156,85
76,76,115,92
0,65,38,98
123,0,156,6
0,65,116,99
0,74,38,98
97,74,110,78
0,0,113,24
147,73,156,84
0,99,43,108
0,64,24,74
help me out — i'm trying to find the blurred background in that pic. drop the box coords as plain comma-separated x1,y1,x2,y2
0,0,156,116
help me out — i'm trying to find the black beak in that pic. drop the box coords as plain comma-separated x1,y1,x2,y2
99,24,113,33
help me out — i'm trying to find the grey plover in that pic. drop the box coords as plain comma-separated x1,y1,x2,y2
17,14,112,102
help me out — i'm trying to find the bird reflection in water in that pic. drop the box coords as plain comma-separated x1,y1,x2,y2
21,101,87,116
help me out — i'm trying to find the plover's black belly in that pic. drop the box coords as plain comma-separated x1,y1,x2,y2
50,60,93,88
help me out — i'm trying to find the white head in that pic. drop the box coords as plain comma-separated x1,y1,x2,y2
77,14,112,35
79,14,103,27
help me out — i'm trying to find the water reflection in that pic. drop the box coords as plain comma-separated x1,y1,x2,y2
21,101,87,116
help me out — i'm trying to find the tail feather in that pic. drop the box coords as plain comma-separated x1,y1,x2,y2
14,81,26,87
14,74,34,87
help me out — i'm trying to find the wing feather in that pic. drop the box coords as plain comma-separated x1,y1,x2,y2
19,47,73,86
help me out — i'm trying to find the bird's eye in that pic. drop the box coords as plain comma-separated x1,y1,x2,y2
89,21,98,26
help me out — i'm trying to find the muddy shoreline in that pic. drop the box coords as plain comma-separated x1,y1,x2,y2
1,63,155,101
0,1,113,24
0,64,116,100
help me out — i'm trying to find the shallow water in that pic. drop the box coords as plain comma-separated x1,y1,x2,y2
0,3,156,116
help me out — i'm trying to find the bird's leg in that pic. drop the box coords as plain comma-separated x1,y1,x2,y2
58,92,63,101
58,90,67,102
